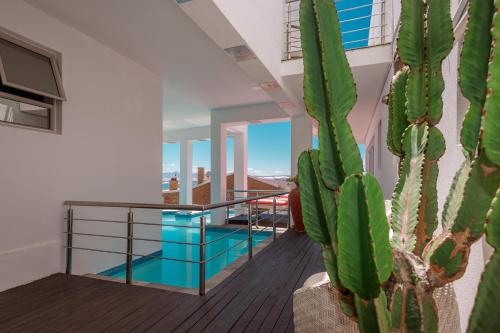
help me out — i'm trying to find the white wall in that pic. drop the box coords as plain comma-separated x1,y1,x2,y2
0,0,163,291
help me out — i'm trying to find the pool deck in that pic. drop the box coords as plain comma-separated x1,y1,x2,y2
0,230,324,332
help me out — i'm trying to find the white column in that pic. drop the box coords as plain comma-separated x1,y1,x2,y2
179,140,193,205
210,122,228,225
291,114,313,176
233,126,248,196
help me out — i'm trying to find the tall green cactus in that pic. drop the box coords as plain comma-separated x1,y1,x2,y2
297,0,500,332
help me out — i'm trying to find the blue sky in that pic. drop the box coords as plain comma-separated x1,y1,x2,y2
163,122,291,177
163,121,365,178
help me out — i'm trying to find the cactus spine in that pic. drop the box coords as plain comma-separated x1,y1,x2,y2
297,0,500,332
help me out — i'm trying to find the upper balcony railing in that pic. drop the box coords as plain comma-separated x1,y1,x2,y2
284,0,390,60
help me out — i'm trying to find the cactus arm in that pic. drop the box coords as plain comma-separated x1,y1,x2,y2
427,0,454,70
414,128,446,255
391,125,429,252
337,174,392,300
427,155,499,286
482,2,500,166
297,150,336,246
397,0,424,69
300,0,344,189
354,292,391,333
300,0,363,184
441,159,473,231
387,67,410,156
467,192,500,333
459,0,495,156
427,0,453,124
297,150,341,286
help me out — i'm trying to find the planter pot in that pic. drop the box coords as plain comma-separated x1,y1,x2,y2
289,187,305,232
293,272,461,333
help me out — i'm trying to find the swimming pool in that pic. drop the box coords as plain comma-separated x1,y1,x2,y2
100,211,272,289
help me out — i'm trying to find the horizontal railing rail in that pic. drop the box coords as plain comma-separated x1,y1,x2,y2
284,0,390,60
64,191,289,296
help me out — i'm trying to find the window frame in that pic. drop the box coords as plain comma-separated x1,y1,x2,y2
0,27,63,133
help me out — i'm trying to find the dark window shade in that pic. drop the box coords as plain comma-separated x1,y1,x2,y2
0,38,64,100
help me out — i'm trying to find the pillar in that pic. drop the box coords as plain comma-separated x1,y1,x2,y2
291,114,313,176
179,140,193,204
233,126,248,196
210,122,228,225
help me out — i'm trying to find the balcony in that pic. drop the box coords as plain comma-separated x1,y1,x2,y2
283,0,390,60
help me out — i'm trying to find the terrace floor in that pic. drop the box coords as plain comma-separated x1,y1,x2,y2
0,230,323,332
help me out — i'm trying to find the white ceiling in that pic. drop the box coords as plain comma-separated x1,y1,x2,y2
24,0,273,130
283,61,391,143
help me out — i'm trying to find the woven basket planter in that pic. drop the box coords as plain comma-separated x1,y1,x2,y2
293,272,461,333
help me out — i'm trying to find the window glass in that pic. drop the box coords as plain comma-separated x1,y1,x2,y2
0,96,50,129
0,38,62,99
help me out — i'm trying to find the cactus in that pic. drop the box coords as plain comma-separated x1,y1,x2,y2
297,0,500,332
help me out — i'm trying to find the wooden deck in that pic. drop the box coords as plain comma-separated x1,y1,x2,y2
0,230,323,332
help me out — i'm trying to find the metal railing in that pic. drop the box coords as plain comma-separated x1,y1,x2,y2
64,191,288,296
227,189,291,231
284,0,390,60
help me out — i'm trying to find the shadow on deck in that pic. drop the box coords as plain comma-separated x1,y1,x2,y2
0,230,323,332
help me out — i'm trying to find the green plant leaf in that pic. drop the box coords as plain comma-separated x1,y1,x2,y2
300,0,344,189
398,0,425,69
354,291,391,333
312,0,356,121
460,103,483,157
427,0,453,70
337,174,392,299
442,159,473,231
482,1,500,166
300,0,363,188
459,0,494,105
297,150,336,245
459,0,494,157
466,251,500,333
486,190,500,247
391,124,429,252
467,190,500,332
451,155,500,240
388,67,410,156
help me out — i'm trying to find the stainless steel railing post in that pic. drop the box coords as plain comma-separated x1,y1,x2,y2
126,208,134,284
272,197,277,241
255,191,260,228
65,206,74,274
199,214,206,296
248,204,253,259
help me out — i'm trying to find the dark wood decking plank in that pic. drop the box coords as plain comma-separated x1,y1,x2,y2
2,276,104,332
142,231,302,333
0,230,320,333
226,238,317,333
62,279,162,333
167,233,310,332
185,239,312,332
202,237,314,333
270,244,324,332
235,240,320,333
103,291,197,333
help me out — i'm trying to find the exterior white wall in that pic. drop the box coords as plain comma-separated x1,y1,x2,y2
0,0,163,291
363,67,399,198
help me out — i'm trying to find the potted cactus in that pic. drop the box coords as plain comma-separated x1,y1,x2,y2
294,0,500,332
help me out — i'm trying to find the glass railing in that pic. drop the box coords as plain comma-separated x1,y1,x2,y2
284,0,390,60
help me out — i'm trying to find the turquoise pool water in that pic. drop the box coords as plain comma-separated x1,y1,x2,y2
100,211,272,289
